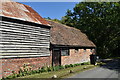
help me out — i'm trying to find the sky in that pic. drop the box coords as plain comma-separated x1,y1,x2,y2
20,2,79,20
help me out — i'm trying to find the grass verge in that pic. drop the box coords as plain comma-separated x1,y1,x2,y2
13,65,97,80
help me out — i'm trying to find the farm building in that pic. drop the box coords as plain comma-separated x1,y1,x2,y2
0,0,51,78
47,20,96,66
0,0,96,78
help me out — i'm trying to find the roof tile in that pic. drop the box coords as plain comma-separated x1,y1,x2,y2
47,20,96,47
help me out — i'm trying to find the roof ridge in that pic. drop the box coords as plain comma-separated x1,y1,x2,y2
46,19,82,32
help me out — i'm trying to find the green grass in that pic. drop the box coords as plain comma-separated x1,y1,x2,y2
97,62,106,66
14,65,96,79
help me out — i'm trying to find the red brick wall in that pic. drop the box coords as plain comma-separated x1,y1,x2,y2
0,56,51,78
61,49,93,65
0,60,2,79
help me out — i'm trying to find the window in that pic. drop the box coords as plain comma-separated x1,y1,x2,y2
61,49,69,56
75,48,79,51
91,49,95,53
90,49,93,52
83,49,86,52
75,48,79,53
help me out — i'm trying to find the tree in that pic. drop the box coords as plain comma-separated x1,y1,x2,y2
61,2,120,58
44,17,61,23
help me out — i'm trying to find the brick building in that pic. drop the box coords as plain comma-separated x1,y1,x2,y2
48,20,96,66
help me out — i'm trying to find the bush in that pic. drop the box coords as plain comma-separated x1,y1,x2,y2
18,73,23,77
59,65,64,69
84,62,90,65
36,70,40,73
40,67,46,72
81,63,84,65
65,65,69,68
31,70,37,74
65,64,71,68
13,74,17,78
47,67,53,72
74,63,81,66
16,74,20,77
70,64,74,67
73,64,77,67
4,62,91,79
22,72,27,76
81,62,90,65
53,66,60,71
6,75,14,79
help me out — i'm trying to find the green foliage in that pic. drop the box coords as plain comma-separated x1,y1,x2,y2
52,65,64,71
65,65,70,68
70,64,74,67
61,2,120,58
59,65,65,69
47,67,53,72
81,63,84,65
5,73,17,79
33,70,38,74
6,75,14,79
4,62,90,79
65,64,73,68
84,62,90,65
45,17,61,23
74,64,78,66
18,73,23,77
81,62,90,65
40,67,47,72
74,63,81,66
53,66,60,71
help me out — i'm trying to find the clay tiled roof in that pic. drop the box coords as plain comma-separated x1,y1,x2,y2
47,20,96,47
0,0,50,26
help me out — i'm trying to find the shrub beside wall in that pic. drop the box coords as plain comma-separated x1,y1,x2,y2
3,62,90,79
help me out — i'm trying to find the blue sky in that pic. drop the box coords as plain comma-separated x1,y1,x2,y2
20,2,78,20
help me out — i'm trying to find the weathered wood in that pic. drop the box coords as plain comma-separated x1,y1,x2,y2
2,21,50,32
0,20,50,58
0,50,50,53
0,43,49,47
0,54,50,58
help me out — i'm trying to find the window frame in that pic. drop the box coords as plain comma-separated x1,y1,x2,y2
90,49,93,52
61,48,69,56
83,49,86,52
75,48,79,53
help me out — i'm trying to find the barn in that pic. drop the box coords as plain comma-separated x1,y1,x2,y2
0,0,96,78
47,20,96,66
0,0,51,78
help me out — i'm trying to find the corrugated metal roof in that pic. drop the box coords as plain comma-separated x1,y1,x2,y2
0,0,50,26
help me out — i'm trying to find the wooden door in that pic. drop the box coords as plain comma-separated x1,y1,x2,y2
52,49,61,66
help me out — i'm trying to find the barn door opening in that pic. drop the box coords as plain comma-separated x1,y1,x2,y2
52,49,61,66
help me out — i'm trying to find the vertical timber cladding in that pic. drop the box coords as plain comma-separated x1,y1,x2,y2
0,19,50,58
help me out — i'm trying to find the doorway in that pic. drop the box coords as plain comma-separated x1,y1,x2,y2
52,49,61,66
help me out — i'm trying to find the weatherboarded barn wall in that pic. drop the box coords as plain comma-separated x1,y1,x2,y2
0,18,51,78
0,20,50,58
